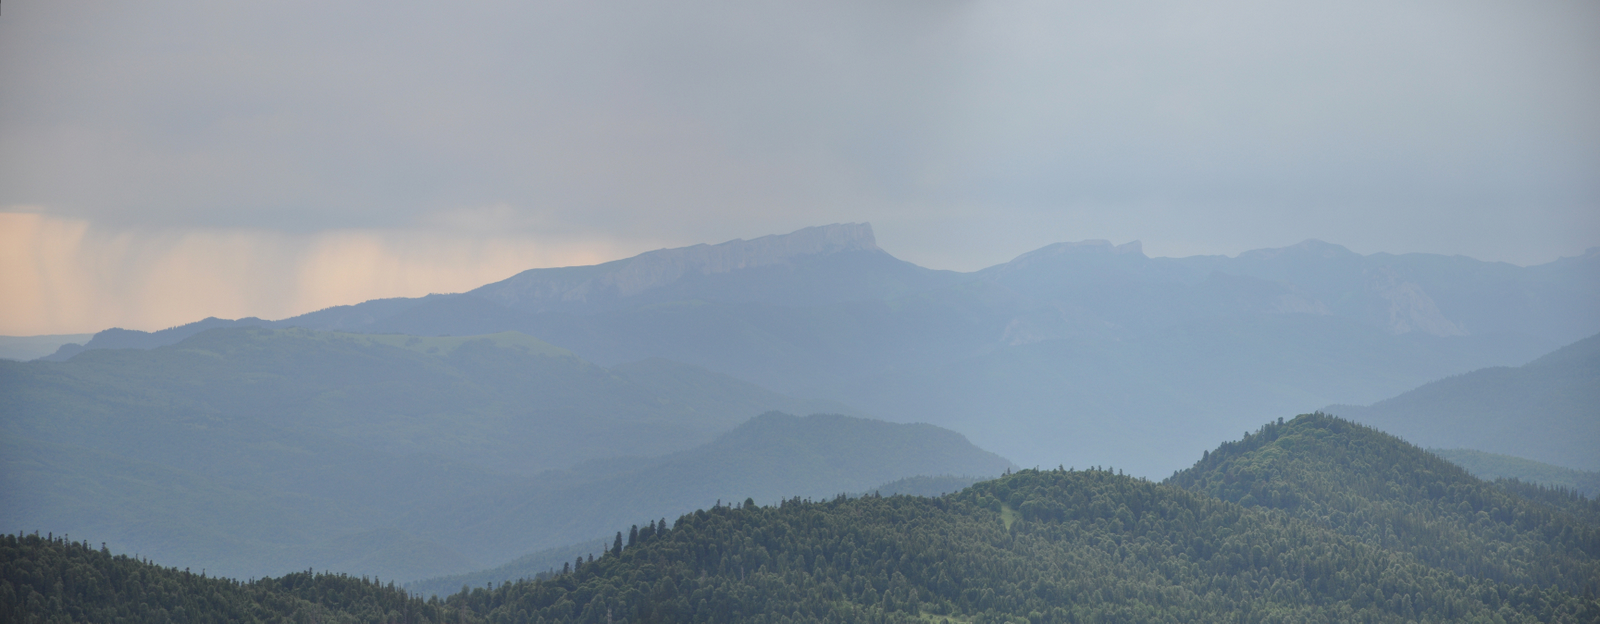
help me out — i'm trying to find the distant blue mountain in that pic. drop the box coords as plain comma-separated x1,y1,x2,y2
42,224,1598,474
7,326,1008,583
1329,332,1600,471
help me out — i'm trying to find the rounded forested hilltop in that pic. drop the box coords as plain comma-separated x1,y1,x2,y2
1167,412,1600,591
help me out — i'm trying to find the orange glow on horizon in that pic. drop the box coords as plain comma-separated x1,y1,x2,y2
0,212,633,335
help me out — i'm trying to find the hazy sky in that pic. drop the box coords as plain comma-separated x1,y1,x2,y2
3,0,1597,334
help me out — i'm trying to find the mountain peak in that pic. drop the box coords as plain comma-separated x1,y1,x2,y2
1236,239,1359,261
1004,239,1145,266
471,223,884,310
620,223,880,295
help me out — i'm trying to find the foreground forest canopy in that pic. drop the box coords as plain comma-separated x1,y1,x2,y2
6,415,1597,623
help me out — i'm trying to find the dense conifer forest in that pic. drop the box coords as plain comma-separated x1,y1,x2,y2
5,414,1598,622
0,533,455,623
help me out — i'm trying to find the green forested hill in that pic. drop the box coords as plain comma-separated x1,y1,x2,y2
1165,413,1600,591
1,533,456,623
9,416,1600,622
435,468,1594,623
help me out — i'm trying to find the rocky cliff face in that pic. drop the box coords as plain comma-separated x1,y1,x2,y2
470,223,881,310
1366,267,1466,336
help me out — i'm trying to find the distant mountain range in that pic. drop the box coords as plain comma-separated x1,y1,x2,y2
35,224,1598,475
16,328,842,475
1,327,1006,581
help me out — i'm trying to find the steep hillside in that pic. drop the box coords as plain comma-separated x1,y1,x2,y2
1166,413,1600,590
1327,332,1600,470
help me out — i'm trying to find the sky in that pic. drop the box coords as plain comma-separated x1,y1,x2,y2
3,0,1597,335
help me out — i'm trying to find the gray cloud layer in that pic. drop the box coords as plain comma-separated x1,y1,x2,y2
3,0,1597,271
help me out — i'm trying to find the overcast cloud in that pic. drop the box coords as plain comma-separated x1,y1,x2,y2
2,0,1597,333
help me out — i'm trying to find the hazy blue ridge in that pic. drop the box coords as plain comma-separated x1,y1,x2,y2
826,313,1551,476
47,227,1592,478
1326,331,1600,471
0,334,93,361
1,325,1009,582
1433,448,1600,498
0,327,864,581
401,412,1014,568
